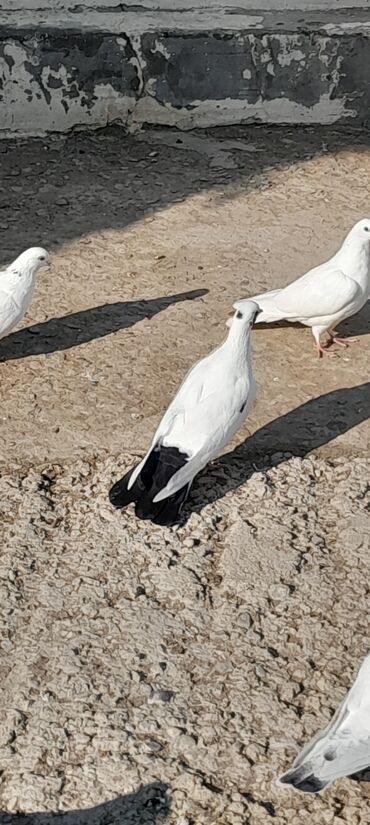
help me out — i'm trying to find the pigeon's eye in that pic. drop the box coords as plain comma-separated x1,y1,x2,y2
39,255,45,260
365,227,369,232
236,310,243,319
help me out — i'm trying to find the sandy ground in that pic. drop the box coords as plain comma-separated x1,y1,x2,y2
0,125,370,823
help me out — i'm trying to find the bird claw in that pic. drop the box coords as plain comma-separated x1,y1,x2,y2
315,343,332,358
316,331,358,356
330,334,359,347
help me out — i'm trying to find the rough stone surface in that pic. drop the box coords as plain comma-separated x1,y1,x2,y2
0,125,370,822
1,455,370,823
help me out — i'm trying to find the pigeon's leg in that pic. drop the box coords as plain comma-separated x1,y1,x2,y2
312,328,329,358
312,326,336,358
314,342,328,358
329,329,359,347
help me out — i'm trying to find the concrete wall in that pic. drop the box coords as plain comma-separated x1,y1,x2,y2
1,1,370,135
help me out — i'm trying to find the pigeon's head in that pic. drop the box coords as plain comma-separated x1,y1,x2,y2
11,247,51,275
349,218,370,242
226,300,261,329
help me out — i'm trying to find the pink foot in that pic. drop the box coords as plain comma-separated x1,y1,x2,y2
315,342,330,358
329,331,359,347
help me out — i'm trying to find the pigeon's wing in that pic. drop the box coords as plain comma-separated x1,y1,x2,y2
130,339,252,499
251,288,282,304
153,373,250,501
147,339,232,444
271,267,360,321
127,347,225,491
0,288,20,337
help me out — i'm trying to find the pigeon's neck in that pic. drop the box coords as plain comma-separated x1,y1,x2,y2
7,263,38,287
226,325,253,367
337,239,370,283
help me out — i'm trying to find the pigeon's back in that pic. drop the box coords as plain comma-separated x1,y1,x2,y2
159,339,254,459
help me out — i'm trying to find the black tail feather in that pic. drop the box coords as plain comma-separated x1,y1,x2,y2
109,465,143,508
134,485,189,525
109,445,190,525
144,445,189,501
152,484,190,526
135,489,162,521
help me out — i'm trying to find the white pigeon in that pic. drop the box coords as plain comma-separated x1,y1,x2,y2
0,247,50,341
278,651,370,793
236,219,370,356
109,300,260,525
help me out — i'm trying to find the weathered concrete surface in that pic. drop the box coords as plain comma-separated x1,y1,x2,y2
1,454,370,823
0,31,141,134
1,3,370,133
1,125,370,467
0,126,370,821
3,0,370,15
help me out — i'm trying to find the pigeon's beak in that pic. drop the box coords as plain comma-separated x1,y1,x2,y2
252,308,261,326
226,308,235,328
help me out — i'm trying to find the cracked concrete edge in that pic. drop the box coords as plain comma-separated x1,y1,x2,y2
3,1,370,9
3,0,370,17
0,8,370,35
2,6,370,34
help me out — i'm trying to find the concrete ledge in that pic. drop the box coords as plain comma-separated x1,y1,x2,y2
1,7,370,134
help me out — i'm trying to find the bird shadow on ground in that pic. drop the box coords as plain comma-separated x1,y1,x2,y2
0,782,170,825
0,289,207,361
187,382,370,518
336,300,370,337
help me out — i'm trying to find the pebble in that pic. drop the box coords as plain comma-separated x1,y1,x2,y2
178,733,197,751
237,610,253,629
149,688,175,704
268,584,291,601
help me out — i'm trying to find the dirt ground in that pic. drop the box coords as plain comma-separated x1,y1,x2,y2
0,125,370,824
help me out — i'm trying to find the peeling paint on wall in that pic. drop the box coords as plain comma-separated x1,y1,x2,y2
0,24,366,135
0,32,140,131
139,31,359,121
129,92,355,131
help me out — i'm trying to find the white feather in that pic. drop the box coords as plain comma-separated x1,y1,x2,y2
238,219,370,347
0,247,50,341
128,300,259,501
278,652,370,792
